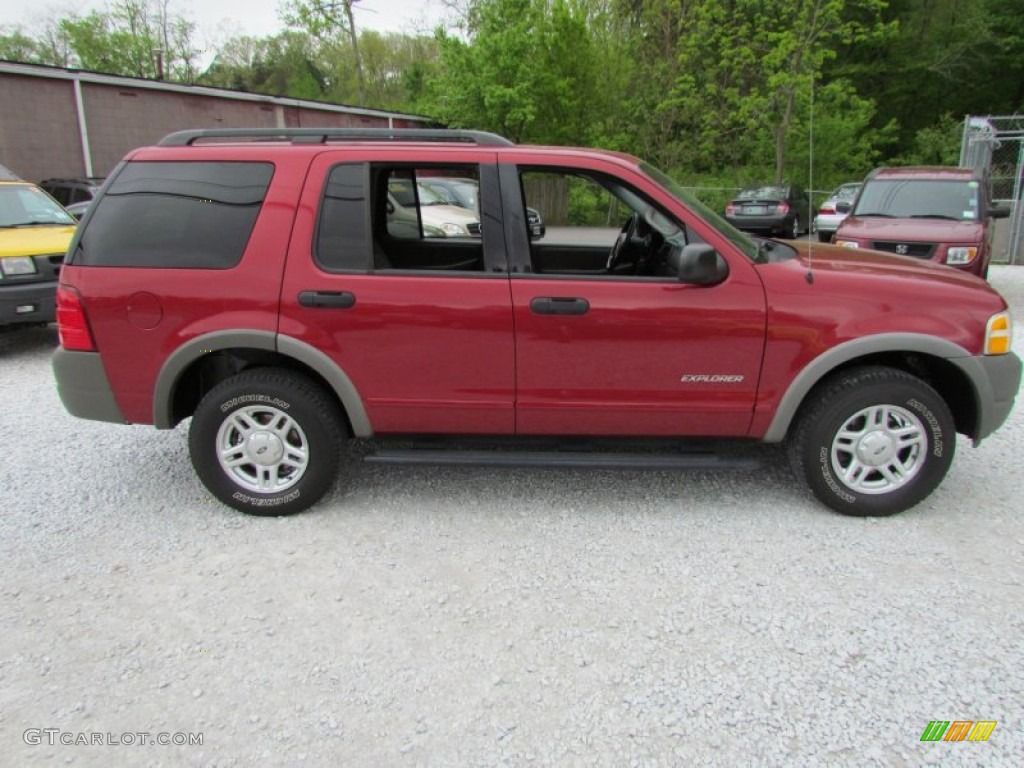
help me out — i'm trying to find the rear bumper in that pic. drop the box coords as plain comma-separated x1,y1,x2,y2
726,214,789,233
52,348,127,424
0,280,56,326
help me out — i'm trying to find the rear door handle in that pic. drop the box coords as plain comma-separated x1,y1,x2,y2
298,290,356,309
530,297,590,316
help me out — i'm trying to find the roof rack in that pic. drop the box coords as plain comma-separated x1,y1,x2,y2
157,128,515,147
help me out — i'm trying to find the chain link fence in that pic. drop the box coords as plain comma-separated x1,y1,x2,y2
961,115,1024,265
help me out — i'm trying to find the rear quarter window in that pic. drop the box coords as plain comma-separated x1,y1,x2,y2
74,161,273,268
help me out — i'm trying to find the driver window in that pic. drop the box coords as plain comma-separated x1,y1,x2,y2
520,169,686,278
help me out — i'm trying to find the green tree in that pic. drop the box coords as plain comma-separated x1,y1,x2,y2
665,0,891,183
421,0,622,144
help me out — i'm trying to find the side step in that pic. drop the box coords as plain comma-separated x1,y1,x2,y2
365,449,760,471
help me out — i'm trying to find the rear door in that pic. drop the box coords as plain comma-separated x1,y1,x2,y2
278,149,516,435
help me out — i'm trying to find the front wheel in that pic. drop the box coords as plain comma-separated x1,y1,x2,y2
189,368,345,516
788,367,955,516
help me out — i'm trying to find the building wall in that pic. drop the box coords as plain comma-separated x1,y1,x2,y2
1,67,428,183
0,74,84,181
81,84,283,176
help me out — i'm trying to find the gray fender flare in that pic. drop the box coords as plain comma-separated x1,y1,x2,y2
153,330,372,436
762,333,975,443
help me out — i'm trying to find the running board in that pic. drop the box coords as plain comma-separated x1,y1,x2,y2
365,449,760,471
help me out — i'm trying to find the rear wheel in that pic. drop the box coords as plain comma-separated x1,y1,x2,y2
788,366,955,516
817,230,832,243
189,368,345,516
788,216,800,240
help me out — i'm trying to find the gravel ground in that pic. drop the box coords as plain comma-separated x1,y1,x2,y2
2,267,1023,767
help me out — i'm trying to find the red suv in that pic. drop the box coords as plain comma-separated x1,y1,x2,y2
52,129,1021,517
832,166,1010,278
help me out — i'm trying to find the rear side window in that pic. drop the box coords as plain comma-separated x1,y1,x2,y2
75,161,273,268
316,163,369,271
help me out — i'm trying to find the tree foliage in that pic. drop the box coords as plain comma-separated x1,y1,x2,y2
3,0,1023,191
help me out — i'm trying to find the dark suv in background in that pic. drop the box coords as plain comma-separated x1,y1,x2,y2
832,166,1009,278
39,177,104,218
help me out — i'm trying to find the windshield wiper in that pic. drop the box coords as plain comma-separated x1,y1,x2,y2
909,214,961,221
853,212,895,218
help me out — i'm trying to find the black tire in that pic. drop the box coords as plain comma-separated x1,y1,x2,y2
189,368,346,516
817,230,831,243
789,216,800,240
788,366,955,516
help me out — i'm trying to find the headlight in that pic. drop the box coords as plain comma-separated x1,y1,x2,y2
0,256,37,276
440,222,467,236
984,311,1012,355
946,247,978,265
834,240,859,249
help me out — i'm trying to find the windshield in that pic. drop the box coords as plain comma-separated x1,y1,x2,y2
413,182,449,206
639,162,759,261
832,183,860,201
0,184,76,227
854,179,980,221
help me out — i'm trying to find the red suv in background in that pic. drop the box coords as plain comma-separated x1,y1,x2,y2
832,166,1010,278
51,129,1021,518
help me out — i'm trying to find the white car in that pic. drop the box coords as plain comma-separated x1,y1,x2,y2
386,179,480,238
813,182,860,242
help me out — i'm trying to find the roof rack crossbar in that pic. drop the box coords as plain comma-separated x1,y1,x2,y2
158,128,514,147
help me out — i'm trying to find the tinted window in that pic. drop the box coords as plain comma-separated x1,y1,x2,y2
76,162,273,268
854,179,980,221
738,185,787,199
317,163,369,271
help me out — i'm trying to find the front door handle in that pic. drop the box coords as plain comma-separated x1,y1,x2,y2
530,297,590,316
298,290,356,309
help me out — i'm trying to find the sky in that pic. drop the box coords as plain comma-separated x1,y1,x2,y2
0,0,451,44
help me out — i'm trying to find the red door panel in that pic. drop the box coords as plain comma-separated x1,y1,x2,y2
511,274,766,436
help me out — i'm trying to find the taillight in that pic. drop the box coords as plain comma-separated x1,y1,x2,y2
776,201,790,215
56,285,96,352
725,203,736,216
819,205,835,215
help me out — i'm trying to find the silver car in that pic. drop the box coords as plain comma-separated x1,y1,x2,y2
813,183,860,242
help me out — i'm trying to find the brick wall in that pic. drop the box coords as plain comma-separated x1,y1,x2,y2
2,68,424,183
0,74,84,181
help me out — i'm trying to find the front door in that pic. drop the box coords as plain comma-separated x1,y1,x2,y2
502,161,767,437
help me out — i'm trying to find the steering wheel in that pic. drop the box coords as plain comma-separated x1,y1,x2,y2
606,213,641,273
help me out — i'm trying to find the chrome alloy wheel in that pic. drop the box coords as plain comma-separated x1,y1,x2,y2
215,405,309,493
830,404,926,495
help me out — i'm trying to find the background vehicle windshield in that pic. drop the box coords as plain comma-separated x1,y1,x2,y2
833,184,859,200
0,184,76,227
854,180,980,220
640,162,758,261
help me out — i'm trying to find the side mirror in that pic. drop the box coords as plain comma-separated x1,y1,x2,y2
835,201,852,214
670,244,729,285
386,200,395,215
989,203,1010,219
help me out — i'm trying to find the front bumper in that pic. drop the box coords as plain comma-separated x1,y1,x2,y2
954,352,1023,442
0,280,57,326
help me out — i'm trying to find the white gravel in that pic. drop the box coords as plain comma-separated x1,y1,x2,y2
2,266,1023,766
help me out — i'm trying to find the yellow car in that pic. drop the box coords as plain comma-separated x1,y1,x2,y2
0,181,77,329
